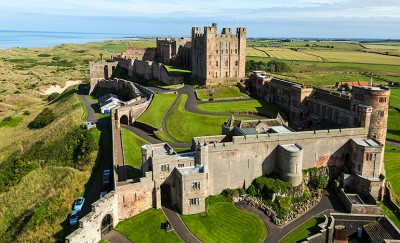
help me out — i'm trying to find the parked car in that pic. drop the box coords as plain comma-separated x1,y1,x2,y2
69,210,79,225
100,191,107,198
73,197,85,211
103,170,110,185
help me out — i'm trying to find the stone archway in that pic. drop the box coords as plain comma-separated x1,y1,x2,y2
161,183,172,208
120,115,129,125
101,214,113,237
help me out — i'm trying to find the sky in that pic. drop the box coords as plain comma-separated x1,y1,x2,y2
1,0,400,39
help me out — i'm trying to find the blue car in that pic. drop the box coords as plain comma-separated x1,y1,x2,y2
69,210,79,225
73,197,85,211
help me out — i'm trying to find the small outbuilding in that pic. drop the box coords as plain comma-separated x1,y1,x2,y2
98,94,124,114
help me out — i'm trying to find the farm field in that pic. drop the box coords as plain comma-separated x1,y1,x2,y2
181,202,266,243
301,50,400,65
362,43,400,50
390,89,400,108
256,47,322,61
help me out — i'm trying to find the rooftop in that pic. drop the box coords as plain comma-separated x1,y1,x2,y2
280,144,302,152
177,165,204,175
268,126,292,133
352,138,380,147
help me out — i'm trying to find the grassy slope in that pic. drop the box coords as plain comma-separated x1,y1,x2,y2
281,217,324,243
164,65,191,76
166,95,247,143
121,128,149,168
0,166,91,242
181,202,266,243
387,109,400,141
196,86,248,100
136,93,177,129
197,100,281,118
0,88,101,241
115,208,181,243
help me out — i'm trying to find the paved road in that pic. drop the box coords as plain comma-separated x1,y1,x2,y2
162,206,201,243
76,86,113,224
103,230,131,243
236,189,346,243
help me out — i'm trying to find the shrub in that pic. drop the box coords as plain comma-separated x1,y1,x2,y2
47,92,59,101
314,174,328,189
52,56,61,61
0,155,38,193
267,59,291,73
28,108,56,129
37,54,51,57
23,110,31,116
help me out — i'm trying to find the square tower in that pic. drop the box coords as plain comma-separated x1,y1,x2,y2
191,23,246,85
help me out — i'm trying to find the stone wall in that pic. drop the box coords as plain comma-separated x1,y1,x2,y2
338,189,382,215
65,192,119,243
115,173,155,220
93,78,143,100
195,127,368,196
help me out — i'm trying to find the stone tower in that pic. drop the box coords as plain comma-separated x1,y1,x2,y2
350,86,390,144
191,23,246,85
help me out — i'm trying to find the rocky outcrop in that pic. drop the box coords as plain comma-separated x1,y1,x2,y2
244,189,322,227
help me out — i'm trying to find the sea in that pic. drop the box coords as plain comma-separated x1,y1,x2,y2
0,30,136,49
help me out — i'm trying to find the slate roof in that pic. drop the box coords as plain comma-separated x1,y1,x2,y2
363,221,394,243
308,89,351,110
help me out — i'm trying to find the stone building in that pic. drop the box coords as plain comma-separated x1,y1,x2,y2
156,37,191,67
191,23,247,85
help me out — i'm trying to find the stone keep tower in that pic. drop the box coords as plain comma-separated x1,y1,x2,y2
350,86,390,144
191,23,246,85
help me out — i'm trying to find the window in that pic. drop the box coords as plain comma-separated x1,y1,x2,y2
225,60,228,67
378,111,384,117
189,198,200,206
235,60,238,66
178,163,184,168
216,61,218,67
379,97,386,103
161,164,169,172
226,72,228,77
192,182,200,190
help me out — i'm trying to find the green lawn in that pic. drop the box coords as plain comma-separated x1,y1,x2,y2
197,86,248,100
181,202,266,243
384,145,400,198
166,95,248,143
379,199,400,229
387,109,400,141
164,65,191,76
390,89,400,108
154,130,174,143
115,208,181,243
280,217,324,243
197,100,281,118
121,128,149,168
136,93,177,129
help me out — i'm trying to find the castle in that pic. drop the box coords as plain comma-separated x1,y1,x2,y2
67,24,394,243
89,23,246,90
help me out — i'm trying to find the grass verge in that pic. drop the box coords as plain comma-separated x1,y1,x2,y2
136,93,177,129
197,100,281,118
121,128,149,168
164,65,191,76
379,199,400,229
115,208,182,243
181,202,266,243
384,145,400,198
154,130,174,143
281,217,324,243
